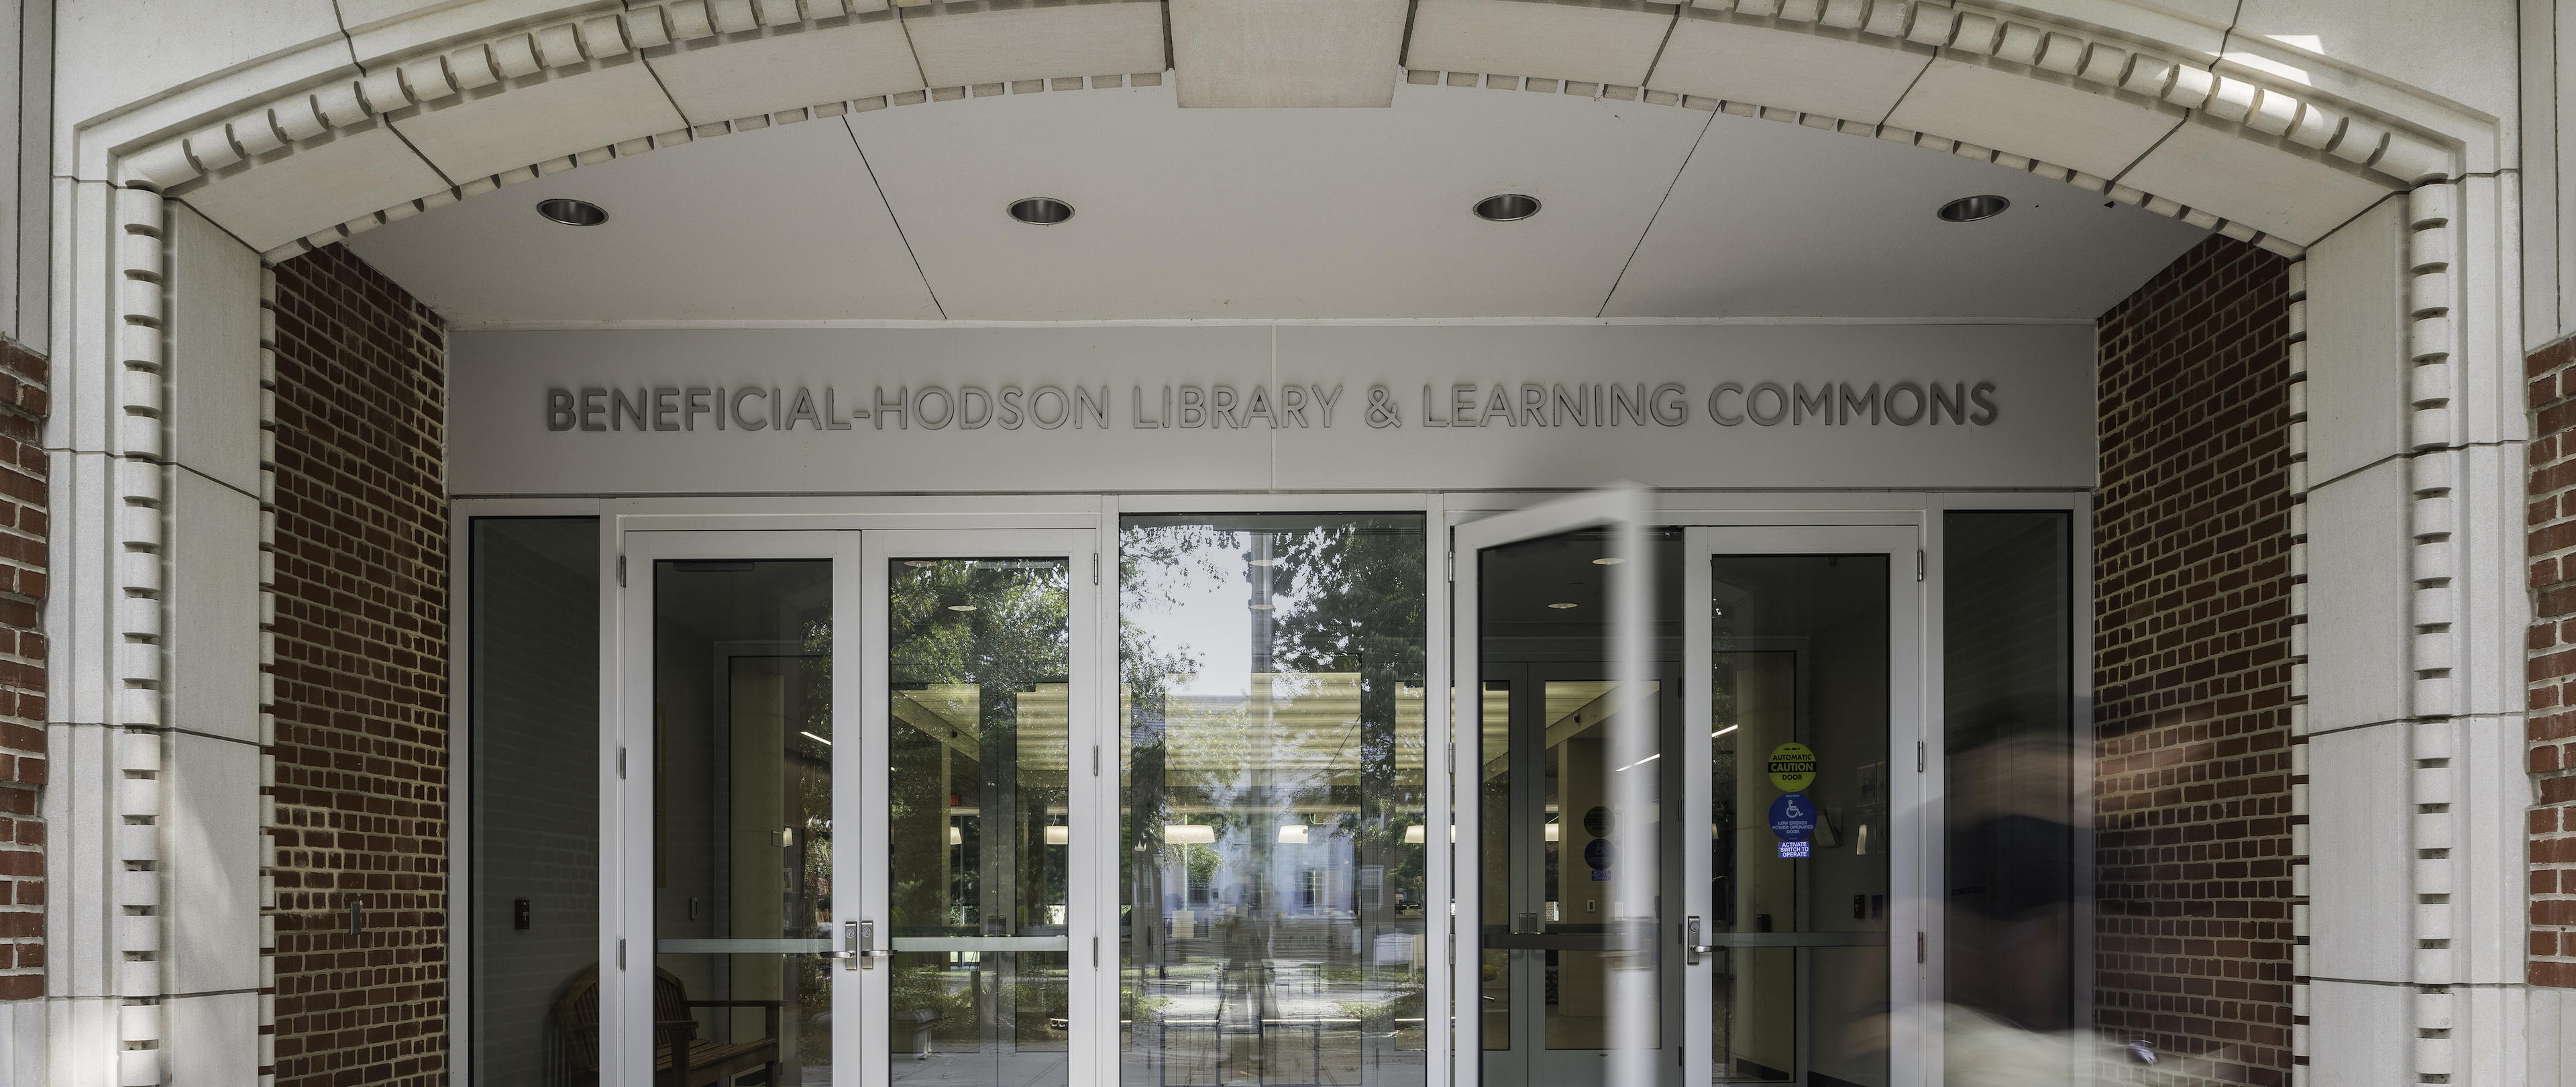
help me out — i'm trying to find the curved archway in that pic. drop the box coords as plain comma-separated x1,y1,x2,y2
118,0,2453,263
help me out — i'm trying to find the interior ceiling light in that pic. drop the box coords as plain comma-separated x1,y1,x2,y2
1591,557,1624,565
1548,602,1578,609
536,198,608,226
1937,195,2010,223
948,604,977,612
1010,197,1074,225
905,560,939,568
1474,193,1541,221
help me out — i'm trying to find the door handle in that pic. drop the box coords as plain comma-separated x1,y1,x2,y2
836,921,860,970
1682,916,1715,966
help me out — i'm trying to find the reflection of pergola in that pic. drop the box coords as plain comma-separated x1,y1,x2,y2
1137,676,1427,784
892,682,1073,772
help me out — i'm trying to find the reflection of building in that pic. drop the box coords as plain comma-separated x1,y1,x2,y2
3,4,2573,1086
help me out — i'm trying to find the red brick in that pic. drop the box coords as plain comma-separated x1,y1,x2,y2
2093,238,2298,1075
268,246,447,1087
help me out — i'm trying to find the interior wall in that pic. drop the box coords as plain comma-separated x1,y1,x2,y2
2090,236,2299,1082
266,244,449,1087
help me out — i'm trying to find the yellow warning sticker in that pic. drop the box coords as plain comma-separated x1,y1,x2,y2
1767,741,1818,792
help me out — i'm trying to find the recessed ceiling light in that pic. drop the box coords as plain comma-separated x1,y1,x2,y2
1937,195,2010,223
1474,194,1541,222
1591,557,1624,565
1010,197,1074,225
536,198,608,226
948,604,977,612
1548,602,1578,609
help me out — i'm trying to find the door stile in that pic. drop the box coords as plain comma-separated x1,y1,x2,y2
1679,530,1716,1087
1422,497,1453,1087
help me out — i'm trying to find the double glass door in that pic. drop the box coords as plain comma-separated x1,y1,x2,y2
625,529,1106,1087
1456,499,1922,1087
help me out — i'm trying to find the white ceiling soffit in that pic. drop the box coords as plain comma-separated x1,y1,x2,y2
1883,59,2183,181
1603,109,2208,318
647,14,926,125
1404,0,1676,89
856,81,1707,319
901,0,1168,88
344,82,2212,323
1644,14,1929,123
1169,0,1410,107
345,115,945,321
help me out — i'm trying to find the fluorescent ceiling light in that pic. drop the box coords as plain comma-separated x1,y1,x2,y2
1279,825,1310,844
800,731,832,745
1044,825,1069,845
1165,825,1216,844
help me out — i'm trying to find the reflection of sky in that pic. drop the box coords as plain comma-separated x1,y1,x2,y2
1128,541,1313,698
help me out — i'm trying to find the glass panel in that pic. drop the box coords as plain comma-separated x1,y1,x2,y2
470,518,600,1087
653,559,837,1084
1941,511,2076,1073
1709,555,1890,1086
1477,529,1678,1087
887,558,1073,1087
1118,515,1429,1087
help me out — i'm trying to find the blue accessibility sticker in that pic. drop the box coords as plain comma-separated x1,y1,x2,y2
1778,841,1811,859
1767,792,1818,842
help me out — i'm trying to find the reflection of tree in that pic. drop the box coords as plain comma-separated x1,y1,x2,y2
885,561,1071,935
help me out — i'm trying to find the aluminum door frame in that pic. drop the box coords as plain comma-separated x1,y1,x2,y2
615,529,857,1087
1680,525,1929,1087
858,529,1110,1087
1451,486,1656,1086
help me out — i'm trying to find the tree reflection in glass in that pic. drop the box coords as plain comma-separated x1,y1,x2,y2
886,558,1072,1087
1118,515,1428,1087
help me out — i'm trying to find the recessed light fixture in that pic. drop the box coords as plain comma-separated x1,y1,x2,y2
1937,195,2010,223
536,198,608,226
948,604,977,612
1474,193,1541,222
1591,557,1624,565
1548,602,1578,609
1010,197,1074,225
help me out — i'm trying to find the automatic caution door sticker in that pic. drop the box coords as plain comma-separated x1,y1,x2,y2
1767,741,1817,792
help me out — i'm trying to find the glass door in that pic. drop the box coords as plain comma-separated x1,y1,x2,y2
1453,489,1672,1087
860,530,1108,1087
625,530,858,1087
619,528,1106,1087
1680,527,1923,1087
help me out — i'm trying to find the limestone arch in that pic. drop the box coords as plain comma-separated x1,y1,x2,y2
110,0,2461,265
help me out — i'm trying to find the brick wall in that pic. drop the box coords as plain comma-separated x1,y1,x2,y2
0,335,44,1002
2524,336,2576,988
2092,235,2300,1084
266,244,449,1087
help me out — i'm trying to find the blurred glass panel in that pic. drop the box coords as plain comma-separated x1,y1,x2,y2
1119,515,1429,1087
653,558,835,1084
1941,511,2076,1077
470,518,600,1087
887,558,1073,1087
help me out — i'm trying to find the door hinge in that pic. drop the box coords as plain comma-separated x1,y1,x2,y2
1916,550,1925,582
1916,740,1925,772
618,746,629,779
1916,932,1925,964
1446,549,1454,584
1092,744,1101,777
1092,936,1100,968
617,554,627,586
619,938,628,970
1091,553,1099,585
